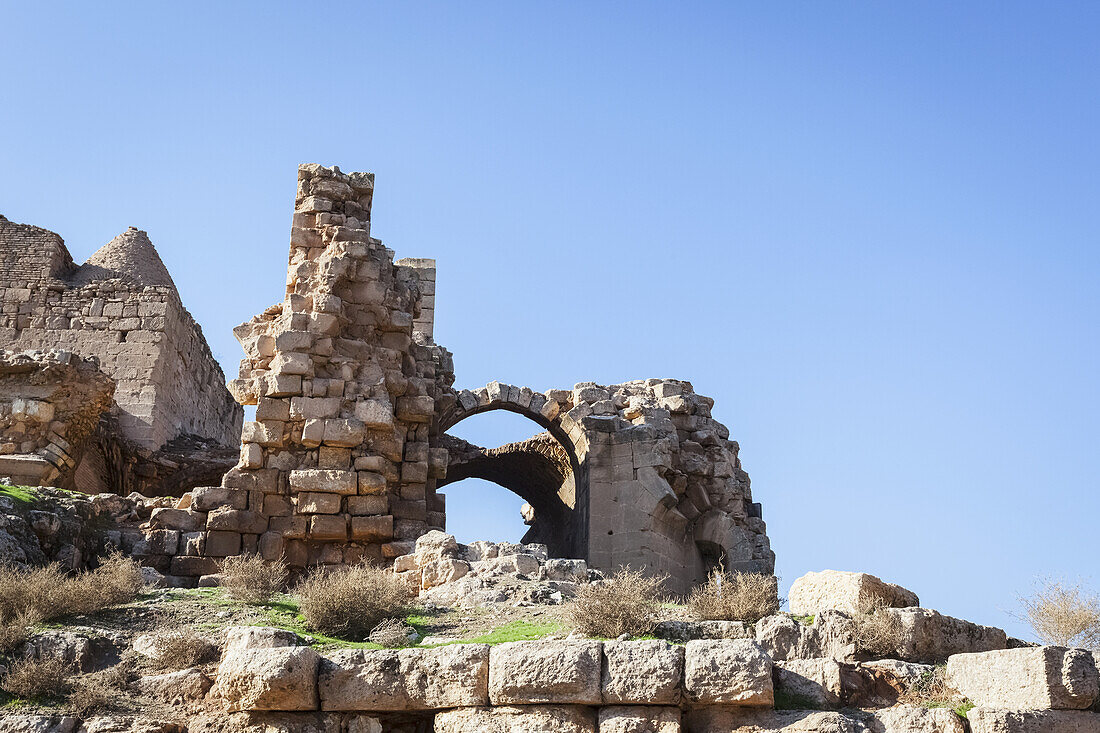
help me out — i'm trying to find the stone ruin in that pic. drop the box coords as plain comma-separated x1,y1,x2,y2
0,215,243,494
119,163,773,593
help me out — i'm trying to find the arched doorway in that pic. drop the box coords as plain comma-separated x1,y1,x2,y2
436,388,589,560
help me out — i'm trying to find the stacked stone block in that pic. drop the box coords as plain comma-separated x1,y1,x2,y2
0,349,115,485
0,215,243,457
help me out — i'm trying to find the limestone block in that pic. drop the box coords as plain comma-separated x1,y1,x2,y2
598,706,680,733
967,708,1100,733
207,507,269,534
350,515,393,542
683,639,774,706
192,486,248,511
872,705,966,732
602,640,683,704
302,419,325,447
149,508,204,532
297,493,342,514
946,647,1099,710
354,399,394,429
242,421,284,447
291,397,341,420
774,658,843,708
421,558,469,589
489,640,603,704
206,531,242,557
270,352,312,375
241,442,263,469
263,373,302,397
395,395,435,423
256,397,291,421
788,570,919,616
132,530,179,556
357,471,387,494
0,716,81,733
887,607,1007,663
211,646,320,712
434,706,596,733
685,708,864,733
308,515,347,541
289,469,357,495
347,495,388,515
322,419,365,448
319,644,489,710
136,667,212,704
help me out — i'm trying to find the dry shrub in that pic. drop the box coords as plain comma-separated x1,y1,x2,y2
687,569,781,623
901,666,955,706
1,655,70,699
296,563,411,641
369,617,415,648
69,672,118,715
1018,577,1100,651
152,629,219,670
854,598,904,658
220,554,287,604
0,552,145,623
565,568,664,638
0,610,43,654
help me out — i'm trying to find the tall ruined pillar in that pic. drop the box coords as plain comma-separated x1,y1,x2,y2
161,165,453,580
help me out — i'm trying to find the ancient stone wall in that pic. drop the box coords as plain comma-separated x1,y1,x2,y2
0,216,242,454
142,164,772,594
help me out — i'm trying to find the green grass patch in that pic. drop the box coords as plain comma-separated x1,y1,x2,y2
465,619,563,645
0,485,39,505
789,613,815,626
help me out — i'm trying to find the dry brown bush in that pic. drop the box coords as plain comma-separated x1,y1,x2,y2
368,617,415,648
854,598,904,658
0,552,145,623
220,554,287,604
152,629,219,670
1,655,70,699
687,569,781,623
68,673,118,715
1018,577,1100,651
900,666,962,708
565,568,665,638
0,610,43,654
296,563,411,641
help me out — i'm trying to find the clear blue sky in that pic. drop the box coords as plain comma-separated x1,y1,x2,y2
2,3,1098,640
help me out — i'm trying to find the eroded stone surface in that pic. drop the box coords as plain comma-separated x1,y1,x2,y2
211,647,320,712
788,571,919,616
683,639,774,706
967,708,1100,733
602,640,683,705
946,647,1099,710
434,706,596,733
598,706,680,733
489,640,603,705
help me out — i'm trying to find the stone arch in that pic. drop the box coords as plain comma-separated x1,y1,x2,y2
435,382,590,559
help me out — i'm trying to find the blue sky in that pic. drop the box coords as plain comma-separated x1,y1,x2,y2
2,2,1097,639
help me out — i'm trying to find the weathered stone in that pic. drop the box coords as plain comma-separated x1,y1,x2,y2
602,640,683,704
966,708,1100,733
788,570,919,616
211,646,320,712
318,644,489,710
598,706,680,733
223,626,303,652
872,705,966,733
774,658,843,708
755,612,857,662
946,647,1099,710
0,716,81,733
887,607,1007,663
683,639,774,706
685,708,866,733
489,640,602,705
434,706,596,733
137,667,212,704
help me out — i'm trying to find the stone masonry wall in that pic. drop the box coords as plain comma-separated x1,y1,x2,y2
0,216,242,453
137,164,771,594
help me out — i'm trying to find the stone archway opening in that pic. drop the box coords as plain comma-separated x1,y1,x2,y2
437,404,587,560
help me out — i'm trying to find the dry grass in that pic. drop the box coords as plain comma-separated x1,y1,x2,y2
687,569,781,623
0,610,42,655
220,554,287,604
0,552,145,624
900,666,973,716
565,568,665,638
1,655,70,699
296,563,411,641
68,672,119,715
1017,577,1100,650
854,597,904,658
368,617,415,648
152,629,219,670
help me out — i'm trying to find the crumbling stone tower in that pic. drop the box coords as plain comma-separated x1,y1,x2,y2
218,164,454,569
